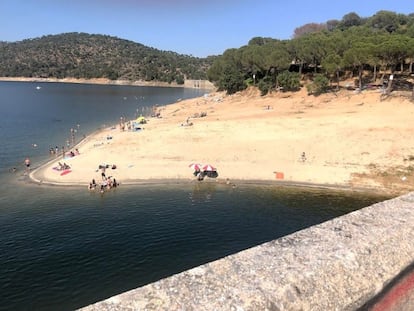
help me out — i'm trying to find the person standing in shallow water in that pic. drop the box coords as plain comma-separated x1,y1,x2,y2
24,157,30,172
101,166,106,180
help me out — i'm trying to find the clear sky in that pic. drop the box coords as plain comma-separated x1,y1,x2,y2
1,0,413,57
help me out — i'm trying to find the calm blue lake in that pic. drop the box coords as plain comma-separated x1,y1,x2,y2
0,81,389,310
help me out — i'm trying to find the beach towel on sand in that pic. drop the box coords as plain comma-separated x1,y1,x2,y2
60,169,72,176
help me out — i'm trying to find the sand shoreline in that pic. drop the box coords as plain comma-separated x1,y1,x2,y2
28,86,414,196
27,130,380,194
28,173,388,196
29,151,386,196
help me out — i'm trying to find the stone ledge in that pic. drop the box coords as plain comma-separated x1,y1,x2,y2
80,192,414,311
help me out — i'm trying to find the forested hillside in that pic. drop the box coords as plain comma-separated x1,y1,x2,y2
0,32,215,84
207,10,414,95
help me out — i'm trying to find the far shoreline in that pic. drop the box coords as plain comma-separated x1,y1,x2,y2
0,76,216,90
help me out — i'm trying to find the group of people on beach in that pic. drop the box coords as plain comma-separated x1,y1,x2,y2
12,125,84,177
49,125,81,158
88,177,119,193
88,164,119,193
67,149,80,158
49,146,61,155
57,162,71,171
192,168,219,181
49,145,80,158
88,176,119,193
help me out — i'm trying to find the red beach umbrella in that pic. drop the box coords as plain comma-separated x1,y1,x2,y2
202,164,216,172
189,163,202,171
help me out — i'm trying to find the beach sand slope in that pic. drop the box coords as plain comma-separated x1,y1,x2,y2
30,87,414,195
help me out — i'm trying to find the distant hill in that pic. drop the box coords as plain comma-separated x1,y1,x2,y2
0,32,216,84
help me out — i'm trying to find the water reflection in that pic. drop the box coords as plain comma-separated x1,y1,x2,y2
189,182,220,204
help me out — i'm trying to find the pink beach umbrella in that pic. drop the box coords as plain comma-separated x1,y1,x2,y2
189,163,203,171
202,164,216,172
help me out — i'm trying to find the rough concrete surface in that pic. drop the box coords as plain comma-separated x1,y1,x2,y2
80,192,414,311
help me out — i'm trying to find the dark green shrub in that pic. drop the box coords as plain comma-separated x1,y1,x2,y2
218,65,247,94
175,75,185,85
307,74,330,95
257,76,274,95
277,71,301,91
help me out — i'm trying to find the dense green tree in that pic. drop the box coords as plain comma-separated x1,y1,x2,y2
407,37,414,72
239,45,267,78
321,53,342,89
247,37,274,46
263,41,291,77
339,12,363,30
406,24,414,37
277,71,301,91
368,10,400,33
343,42,375,90
257,76,273,96
376,34,412,91
306,74,330,95
175,74,185,85
293,32,329,73
218,64,246,94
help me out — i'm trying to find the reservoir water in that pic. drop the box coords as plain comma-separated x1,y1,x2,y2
0,81,389,310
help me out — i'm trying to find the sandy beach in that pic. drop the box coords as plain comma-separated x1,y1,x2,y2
30,86,414,195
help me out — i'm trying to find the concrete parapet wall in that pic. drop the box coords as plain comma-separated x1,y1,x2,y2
80,192,414,311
